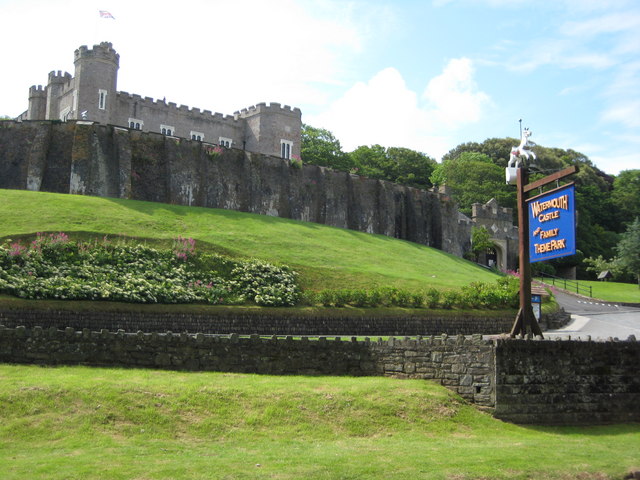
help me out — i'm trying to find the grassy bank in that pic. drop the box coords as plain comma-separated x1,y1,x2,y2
584,280,640,303
0,365,638,480
0,189,498,292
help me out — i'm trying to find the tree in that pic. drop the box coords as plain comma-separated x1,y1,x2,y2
429,152,514,215
349,145,436,189
583,255,625,280
612,169,640,226
386,147,437,189
442,138,515,167
300,124,352,171
470,226,496,263
616,217,640,287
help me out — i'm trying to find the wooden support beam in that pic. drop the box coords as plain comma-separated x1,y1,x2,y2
510,167,543,338
523,165,578,193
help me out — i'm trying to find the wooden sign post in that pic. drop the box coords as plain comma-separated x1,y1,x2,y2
510,165,578,338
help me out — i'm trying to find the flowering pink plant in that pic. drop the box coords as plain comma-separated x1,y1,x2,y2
173,236,196,260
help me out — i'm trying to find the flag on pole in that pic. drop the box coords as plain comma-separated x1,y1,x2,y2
99,10,115,20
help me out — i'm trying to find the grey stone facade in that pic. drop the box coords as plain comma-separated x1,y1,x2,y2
0,121,473,257
21,42,301,159
471,198,519,271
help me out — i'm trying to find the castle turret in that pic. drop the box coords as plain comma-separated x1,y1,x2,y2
45,71,72,120
73,42,119,123
28,85,47,120
237,102,302,158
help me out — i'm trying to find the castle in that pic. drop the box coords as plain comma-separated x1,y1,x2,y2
6,42,518,270
19,42,301,160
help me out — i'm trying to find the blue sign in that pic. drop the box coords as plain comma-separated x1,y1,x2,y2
527,183,576,263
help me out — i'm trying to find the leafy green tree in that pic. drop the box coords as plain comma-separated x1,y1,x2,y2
442,138,515,167
349,145,436,189
612,170,640,226
616,217,640,287
583,255,625,280
386,147,437,189
300,124,352,171
349,145,390,179
470,226,496,263
429,152,513,215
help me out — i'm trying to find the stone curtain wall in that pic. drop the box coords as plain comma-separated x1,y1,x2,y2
0,324,495,407
1,324,639,424
0,309,515,336
494,338,640,425
0,121,470,256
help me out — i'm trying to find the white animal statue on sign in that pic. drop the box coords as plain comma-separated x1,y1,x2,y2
506,127,537,184
508,127,537,168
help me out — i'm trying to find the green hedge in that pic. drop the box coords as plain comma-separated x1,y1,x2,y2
303,277,519,310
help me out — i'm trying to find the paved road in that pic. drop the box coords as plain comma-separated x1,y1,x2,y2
545,290,640,340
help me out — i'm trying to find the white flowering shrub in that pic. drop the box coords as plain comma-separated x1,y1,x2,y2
0,234,299,306
229,260,300,306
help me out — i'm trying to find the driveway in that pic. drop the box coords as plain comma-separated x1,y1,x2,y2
544,290,640,340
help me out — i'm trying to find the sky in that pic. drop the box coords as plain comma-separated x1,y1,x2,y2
1,0,638,175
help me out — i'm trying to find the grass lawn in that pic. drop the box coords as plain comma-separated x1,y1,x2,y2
582,280,640,303
0,188,499,292
1,364,638,480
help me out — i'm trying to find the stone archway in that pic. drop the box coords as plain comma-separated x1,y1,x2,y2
485,247,498,269
490,240,508,272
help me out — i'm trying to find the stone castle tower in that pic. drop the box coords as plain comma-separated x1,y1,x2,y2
22,42,301,159
471,198,518,271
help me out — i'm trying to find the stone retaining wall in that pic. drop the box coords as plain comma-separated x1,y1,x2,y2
0,309,515,336
494,337,640,425
0,325,495,406
1,324,639,424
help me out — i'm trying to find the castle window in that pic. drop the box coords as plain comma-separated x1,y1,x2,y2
219,137,232,148
98,89,107,110
128,118,143,130
161,125,175,136
190,131,204,141
280,140,293,160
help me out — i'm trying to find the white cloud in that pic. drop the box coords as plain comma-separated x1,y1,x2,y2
601,100,640,128
423,58,491,126
562,11,640,36
0,0,366,117
306,58,491,159
590,152,640,175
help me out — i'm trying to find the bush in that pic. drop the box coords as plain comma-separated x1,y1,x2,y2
440,291,459,309
230,260,300,306
425,288,440,309
0,234,300,307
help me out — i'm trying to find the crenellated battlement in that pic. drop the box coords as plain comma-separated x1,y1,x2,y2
23,42,301,158
29,85,46,97
472,199,513,222
47,70,72,84
235,102,302,119
117,91,239,122
74,42,119,66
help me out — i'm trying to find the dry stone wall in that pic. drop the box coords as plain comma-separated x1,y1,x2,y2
1,323,639,425
0,309,515,336
0,324,495,406
494,337,640,425
0,120,470,256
